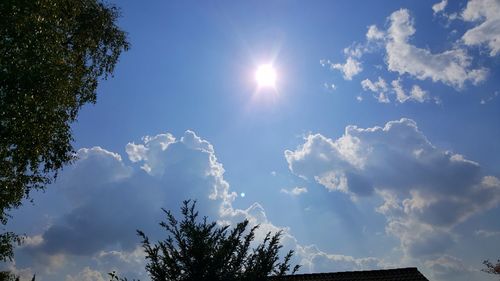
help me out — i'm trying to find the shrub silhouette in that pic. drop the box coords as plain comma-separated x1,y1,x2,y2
132,200,300,281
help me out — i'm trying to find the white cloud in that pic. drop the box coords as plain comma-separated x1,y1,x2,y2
366,25,385,41
361,77,387,93
66,267,107,281
21,235,44,248
461,0,500,56
297,245,381,273
361,77,390,103
391,79,408,103
323,82,336,91
330,57,363,80
75,147,132,183
11,130,384,280
125,130,235,204
15,130,239,279
432,0,448,14
93,246,147,280
220,201,383,275
0,261,35,281
125,133,176,176
392,81,436,104
281,186,308,196
424,255,479,281
386,9,488,88
475,229,500,237
409,85,429,103
285,119,500,257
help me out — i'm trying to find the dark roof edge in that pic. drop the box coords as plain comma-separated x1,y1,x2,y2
292,267,418,275
268,267,423,279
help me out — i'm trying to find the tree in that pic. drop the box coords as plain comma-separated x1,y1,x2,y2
136,200,300,281
483,259,500,277
0,271,20,281
0,0,129,261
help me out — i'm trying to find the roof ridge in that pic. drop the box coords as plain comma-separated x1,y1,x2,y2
268,267,429,281
282,267,419,276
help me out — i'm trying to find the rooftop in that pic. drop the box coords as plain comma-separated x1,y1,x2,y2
270,267,430,281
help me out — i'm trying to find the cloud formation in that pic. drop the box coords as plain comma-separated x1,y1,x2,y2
66,267,107,281
424,255,480,281
361,76,431,104
6,130,382,280
384,9,487,88
432,0,448,15
361,77,389,103
321,57,363,80
7,130,238,279
461,0,500,56
280,186,308,196
326,6,493,104
392,79,430,103
285,119,500,257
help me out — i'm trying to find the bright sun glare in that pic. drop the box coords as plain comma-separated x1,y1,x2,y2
255,64,277,88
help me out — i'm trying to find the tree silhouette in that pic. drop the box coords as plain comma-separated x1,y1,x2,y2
136,200,300,281
483,259,500,278
0,0,129,261
0,271,19,281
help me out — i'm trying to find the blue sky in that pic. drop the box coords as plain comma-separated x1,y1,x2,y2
3,0,500,280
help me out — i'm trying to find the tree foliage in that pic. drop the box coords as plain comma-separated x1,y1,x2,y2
0,0,129,261
0,271,19,281
483,259,500,276
136,200,300,281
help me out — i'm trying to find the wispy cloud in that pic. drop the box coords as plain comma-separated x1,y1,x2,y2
281,186,308,196
475,229,500,237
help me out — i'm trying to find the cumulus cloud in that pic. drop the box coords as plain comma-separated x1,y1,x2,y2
461,0,500,56
297,245,381,273
125,133,176,176
361,77,389,103
360,77,430,103
64,147,132,185
366,25,385,41
391,79,408,103
7,130,383,280
392,79,431,103
432,0,448,14
285,119,500,257
21,235,44,248
409,85,428,103
10,130,239,279
322,57,363,80
220,201,382,275
385,9,488,88
327,7,492,104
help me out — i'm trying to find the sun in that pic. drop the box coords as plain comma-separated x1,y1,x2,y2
255,64,277,88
